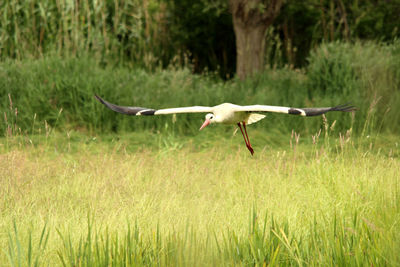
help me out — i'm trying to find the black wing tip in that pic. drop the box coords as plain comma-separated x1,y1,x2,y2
94,94,127,114
94,94,106,105
301,103,357,116
94,94,157,116
331,103,358,112
94,95,117,110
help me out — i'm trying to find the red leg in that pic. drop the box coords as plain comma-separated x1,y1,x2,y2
242,122,254,155
237,123,248,146
237,122,254,155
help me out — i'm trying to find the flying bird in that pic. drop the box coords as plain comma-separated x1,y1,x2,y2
95,95,356,155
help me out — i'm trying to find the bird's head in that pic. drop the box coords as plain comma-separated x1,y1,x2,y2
199,113,215,130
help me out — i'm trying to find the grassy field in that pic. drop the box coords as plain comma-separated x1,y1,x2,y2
1,129,399,266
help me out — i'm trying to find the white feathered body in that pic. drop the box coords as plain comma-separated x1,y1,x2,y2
212,103,266,125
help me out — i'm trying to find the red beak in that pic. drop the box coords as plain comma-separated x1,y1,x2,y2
199,119,211,130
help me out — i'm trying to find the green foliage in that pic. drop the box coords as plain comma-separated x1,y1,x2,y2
0,0,235,76
1,0,399,76
306,41,400,133
166,0,236,76
50,208,399,266
276,0,400,66
0,0,167,68
1,41,400,136
7,221,49,267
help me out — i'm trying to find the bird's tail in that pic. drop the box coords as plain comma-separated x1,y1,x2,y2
246,113,266,125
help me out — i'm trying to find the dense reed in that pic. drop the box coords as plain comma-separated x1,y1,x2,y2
0,0,168,68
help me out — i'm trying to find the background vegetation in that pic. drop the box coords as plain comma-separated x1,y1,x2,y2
1,41,400,136
1,0,399,75
1,0,399,135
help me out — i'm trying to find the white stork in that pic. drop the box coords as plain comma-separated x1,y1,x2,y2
95,95,356,155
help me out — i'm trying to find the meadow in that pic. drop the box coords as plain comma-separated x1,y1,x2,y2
1,41,400,266
1,130,399,266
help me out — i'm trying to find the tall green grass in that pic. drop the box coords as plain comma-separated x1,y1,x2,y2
0,0,167,68
9,208,398,266
306,41,400,133
1,41,400,136
1,132,399,266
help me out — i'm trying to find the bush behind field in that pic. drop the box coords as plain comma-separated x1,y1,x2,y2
1,41,399,136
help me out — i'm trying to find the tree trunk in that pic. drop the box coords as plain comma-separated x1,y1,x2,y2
230,0,283,80
233,22,268,80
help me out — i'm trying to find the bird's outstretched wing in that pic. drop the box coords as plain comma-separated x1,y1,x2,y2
95,95,213,115
237,103,357,117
